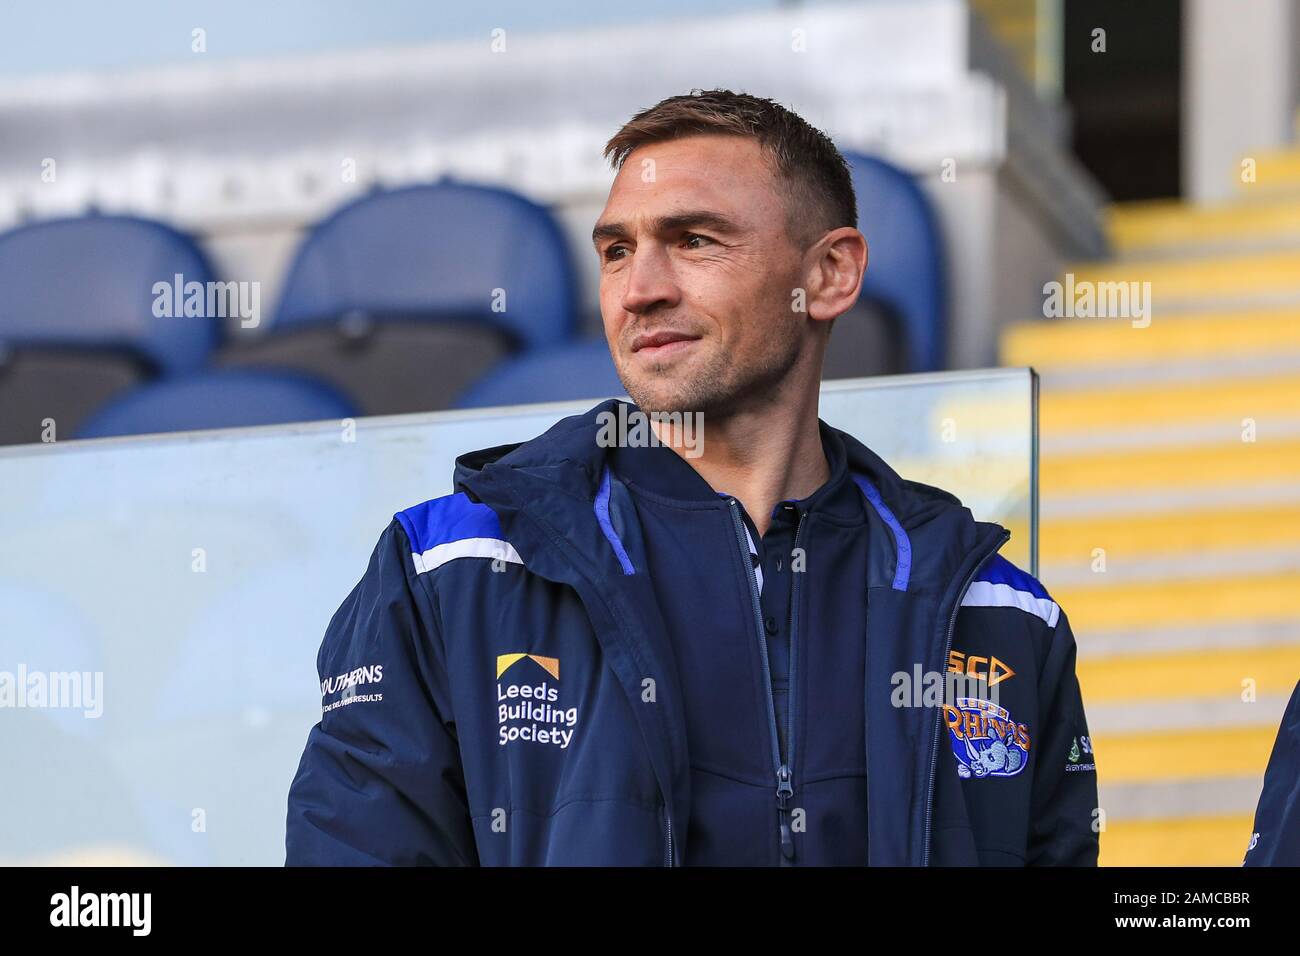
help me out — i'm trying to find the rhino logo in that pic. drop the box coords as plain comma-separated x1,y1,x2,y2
944,697,1031,779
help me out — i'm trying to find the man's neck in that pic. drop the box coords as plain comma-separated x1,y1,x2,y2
648,384,829,537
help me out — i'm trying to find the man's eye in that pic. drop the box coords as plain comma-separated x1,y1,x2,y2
604,245,629,262
682,233,712,249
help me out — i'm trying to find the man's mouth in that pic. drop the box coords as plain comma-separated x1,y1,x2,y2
630,329,701,356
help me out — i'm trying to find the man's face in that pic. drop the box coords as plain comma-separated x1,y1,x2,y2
592,135,809,416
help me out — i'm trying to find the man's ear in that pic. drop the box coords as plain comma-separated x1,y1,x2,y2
805,227,868,323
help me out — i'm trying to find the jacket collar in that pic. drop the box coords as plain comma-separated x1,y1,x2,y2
606,412,861,524
453,397,954,530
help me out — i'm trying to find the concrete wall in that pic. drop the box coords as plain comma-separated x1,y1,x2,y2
1184,0,1300,201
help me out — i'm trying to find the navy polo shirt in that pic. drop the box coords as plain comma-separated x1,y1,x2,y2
610,420,869,865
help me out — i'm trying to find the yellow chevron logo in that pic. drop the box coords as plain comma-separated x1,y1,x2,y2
496,653,560,681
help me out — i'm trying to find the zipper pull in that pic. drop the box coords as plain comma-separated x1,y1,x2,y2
777,765,795,860
776,764,794,806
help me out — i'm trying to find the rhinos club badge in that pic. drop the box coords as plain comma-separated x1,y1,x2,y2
944,697,1031,779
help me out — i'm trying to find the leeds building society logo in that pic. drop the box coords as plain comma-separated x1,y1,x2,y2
944,697,1031,779
496,654,580,750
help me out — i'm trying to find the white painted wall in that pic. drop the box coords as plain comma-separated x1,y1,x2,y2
1184,0,1299,201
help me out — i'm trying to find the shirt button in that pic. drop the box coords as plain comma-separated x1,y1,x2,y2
765,616,778,635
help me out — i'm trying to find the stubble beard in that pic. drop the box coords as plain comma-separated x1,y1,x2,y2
620,326,803,419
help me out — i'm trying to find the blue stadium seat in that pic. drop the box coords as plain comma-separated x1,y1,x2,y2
272,180,577,349
220,179,579,417
74,370,358,439
0,213,219,375
844,153,947,372
455,339,625,408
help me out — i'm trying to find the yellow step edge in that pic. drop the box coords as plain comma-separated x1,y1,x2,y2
1000,308,1300,369
1106,198,1300,253
1100,814,1254,866
1076,645,1300,703
1236,149,1300,191
938,376,1300,439
1040,504,1300,564
1065,250,1300,300
1040,374,1300,434
1091,725,1275,784
1041,440,1300,496
1054,573,1300,632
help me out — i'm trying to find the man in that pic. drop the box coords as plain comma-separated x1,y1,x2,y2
286,89,1098,866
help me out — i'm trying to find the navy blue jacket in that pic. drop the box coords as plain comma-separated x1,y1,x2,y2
285,398,1099,865
1243,680,1300,866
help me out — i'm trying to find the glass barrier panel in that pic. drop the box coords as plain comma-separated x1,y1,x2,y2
0,367,1036,864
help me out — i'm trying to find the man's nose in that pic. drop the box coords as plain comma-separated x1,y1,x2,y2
620,243,680,316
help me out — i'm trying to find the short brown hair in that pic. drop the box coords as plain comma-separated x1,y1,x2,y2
603,88,858,246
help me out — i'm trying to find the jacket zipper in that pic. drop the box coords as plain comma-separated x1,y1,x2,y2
783,509,805,861
663,810,674,867
920,527,1011,866
728,497,801,864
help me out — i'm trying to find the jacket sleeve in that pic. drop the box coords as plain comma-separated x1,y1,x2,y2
1027,607,1100,865
1243,680,1300,866
285,519,478,865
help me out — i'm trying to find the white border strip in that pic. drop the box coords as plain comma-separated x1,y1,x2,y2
961,580,1060,627
411,537,522,575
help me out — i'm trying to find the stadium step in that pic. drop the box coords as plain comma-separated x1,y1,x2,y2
1235,146,1300,199
1106,197,1300,257
1041,505,1300,563
1061,248,1300,312
1002,308,1300,378
1102,815,1255,867
1007,314,1300,391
